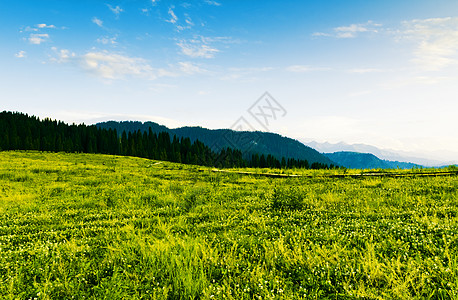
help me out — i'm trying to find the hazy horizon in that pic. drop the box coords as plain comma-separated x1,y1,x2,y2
2,0,458,162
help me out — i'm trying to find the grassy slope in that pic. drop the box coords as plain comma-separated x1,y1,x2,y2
0,151,457,299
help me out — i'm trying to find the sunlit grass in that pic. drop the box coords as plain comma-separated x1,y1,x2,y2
0,151,457,299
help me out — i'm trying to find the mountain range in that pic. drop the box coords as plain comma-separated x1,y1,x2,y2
304,141,457,167
96,121,334,166
2,110,452,170
97,121,457,169
324,152,420,170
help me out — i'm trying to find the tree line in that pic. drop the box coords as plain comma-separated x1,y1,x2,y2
0,111,334,169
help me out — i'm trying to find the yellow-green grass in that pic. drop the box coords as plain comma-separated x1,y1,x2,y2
0,151,457,299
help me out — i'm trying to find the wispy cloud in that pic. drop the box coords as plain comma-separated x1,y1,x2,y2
335,23,375,38
286,65,331,72
313,21,382,39
397,17,458,70
204,0,221,6
15,50,26,58
177,39,219,58
81,51,156,79
28,33,49,44
199,36,239,44
175,35,236,58
221,66,274,81
37,23,56,29
178,61,208,75
164,6,195,31
50,48,155,79
184,14,194,26
92,17,103,27
97,36,117,45
24,24,56,32
107,4,123,16
22,23,59,45
166,7,178,24
313,17,458,71
50,48,210,80
311,32,330,37
50,47,76,63
24,26,39,32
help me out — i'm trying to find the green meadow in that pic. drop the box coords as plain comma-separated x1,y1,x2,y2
0,151,457,299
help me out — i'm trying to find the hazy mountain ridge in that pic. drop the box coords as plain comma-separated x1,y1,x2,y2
304,141,457,167
96,121,334,166
324,151,421,170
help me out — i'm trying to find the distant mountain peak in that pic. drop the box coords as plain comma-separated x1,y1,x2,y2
302,140,456,167
324,151,421,170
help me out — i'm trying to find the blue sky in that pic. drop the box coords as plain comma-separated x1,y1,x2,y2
2,0,458,162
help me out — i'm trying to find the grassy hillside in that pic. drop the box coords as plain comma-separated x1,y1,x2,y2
1,151,457,299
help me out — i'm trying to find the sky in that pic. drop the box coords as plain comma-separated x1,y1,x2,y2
1,0,458,162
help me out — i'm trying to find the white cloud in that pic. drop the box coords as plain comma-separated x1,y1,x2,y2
178,61,207,74
107,5,123,16
185,16,194,26
314,17,458,70
81,51,155,79
50,48,153,79
36,23,56,29
286,65,330,72
313,21,382,39
49,49,190,80
167,7,178,24
398,17,458,70
164,7,196,31
177,39,219,58
50,47,76,63
22,23,59,45
97,36,117,45
24,24,56,32
199,36,238,44
92,17,103,27
15,50,26,58
176,25,191,31
335,24,369,38
28,33,49,44
24,26,38,32
204,0,221,6
311,32,331,37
